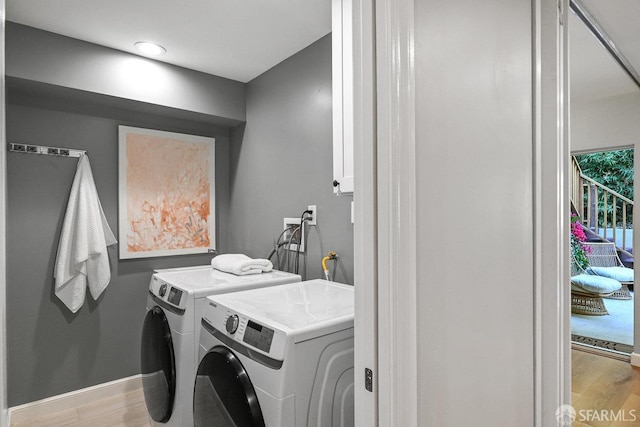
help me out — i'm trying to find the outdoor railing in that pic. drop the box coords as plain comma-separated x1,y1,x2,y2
571,156,633,251
571,156,584,216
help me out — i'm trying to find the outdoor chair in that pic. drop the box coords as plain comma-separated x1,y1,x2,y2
584,241,633,300
571,254,622,316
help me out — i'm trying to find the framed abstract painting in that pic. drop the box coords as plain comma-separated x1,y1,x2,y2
118,126,215,259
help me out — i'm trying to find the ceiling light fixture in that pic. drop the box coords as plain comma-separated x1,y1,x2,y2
134,41,166,56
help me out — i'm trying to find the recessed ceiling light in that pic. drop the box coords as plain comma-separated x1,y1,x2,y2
134,42,166,56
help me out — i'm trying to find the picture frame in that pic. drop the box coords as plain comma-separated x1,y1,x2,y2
118,126,216,259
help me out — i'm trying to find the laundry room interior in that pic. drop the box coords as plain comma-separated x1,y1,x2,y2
4,0,355,422
6,0,618,425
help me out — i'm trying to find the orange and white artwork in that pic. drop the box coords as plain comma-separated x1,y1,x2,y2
118,126,215,259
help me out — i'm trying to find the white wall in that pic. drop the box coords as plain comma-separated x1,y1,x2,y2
375,1,567,423
571,92,640,153
414,0,534,424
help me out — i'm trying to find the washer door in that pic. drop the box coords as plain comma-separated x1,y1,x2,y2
141,306,176,423
194,346,265,427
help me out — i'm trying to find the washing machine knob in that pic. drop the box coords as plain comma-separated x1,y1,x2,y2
159,283,167,297
226,314,239,334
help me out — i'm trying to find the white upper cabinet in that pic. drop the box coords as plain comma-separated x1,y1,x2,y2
332,0,354,195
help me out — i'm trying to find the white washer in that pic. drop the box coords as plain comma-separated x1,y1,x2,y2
141,265,301,426
194,279,354,427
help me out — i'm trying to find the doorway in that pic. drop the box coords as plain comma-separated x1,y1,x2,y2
568,0,640,423
570,148,634,356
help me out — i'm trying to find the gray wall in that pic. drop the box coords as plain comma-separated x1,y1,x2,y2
6,96,233,406
6,22,246,125
228,34,353,284
5,26,351,406
5,22,244,406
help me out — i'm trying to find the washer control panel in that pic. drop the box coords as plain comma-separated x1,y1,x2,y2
204,299,287,361
225,314,240,334
242,319,274,352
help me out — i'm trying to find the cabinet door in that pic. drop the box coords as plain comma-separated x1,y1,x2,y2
332,0,354,195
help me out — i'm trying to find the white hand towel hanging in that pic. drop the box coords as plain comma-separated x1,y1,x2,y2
54,155,117,313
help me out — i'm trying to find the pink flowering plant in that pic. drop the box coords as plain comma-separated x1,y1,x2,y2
571,214,591,270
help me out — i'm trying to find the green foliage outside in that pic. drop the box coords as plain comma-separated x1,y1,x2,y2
575,149,634,227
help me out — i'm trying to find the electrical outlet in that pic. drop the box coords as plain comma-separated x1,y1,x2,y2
26,145,38,153
307,205,317,226
283,218,305,252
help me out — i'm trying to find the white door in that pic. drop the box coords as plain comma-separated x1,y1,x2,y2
354,0,570,425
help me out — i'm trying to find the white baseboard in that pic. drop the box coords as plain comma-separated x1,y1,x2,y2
631,352,640,367
8,375,142,425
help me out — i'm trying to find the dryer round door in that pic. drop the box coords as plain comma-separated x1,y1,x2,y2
194,346,265,427
141,306,176,423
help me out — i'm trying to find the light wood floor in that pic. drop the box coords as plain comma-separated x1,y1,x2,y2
572,349,640,427
11,349,640,426
10,386,152,427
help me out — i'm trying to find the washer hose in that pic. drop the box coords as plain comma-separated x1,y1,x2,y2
321,251,337,281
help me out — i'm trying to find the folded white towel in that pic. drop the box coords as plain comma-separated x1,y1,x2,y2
211,254,273,276
54,155,117,313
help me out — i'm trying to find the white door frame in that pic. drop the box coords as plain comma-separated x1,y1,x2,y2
352,0,378,425
533,0,571,425
635,146,640,365
0,0,8,425
353,0,570,425
371,0,418,425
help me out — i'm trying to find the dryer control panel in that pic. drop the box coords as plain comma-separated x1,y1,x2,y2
149,275,185,310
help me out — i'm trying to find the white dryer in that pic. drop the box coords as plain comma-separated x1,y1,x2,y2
194,279,354,427
141,265,301,426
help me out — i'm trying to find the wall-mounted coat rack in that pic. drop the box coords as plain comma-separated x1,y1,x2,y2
8,142,86,158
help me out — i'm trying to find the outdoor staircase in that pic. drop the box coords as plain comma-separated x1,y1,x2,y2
571,156,634,268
